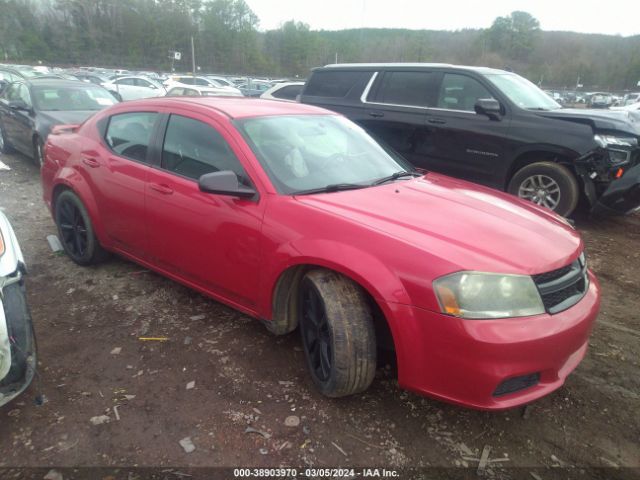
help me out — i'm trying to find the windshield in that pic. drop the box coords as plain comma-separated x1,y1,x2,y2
236,115,414,194
485,73,561,110
33,86,118,111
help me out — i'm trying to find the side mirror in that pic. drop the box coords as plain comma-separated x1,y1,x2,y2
8,100,29,112
198,170,256,198
474,98,502,121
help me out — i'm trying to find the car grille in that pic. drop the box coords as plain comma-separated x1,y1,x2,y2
532,253,588,314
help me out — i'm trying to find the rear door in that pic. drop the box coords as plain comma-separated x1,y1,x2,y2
358,70,438,170
1,83,33,154
424,72,511,187
87,110,160,257
145,110,264,308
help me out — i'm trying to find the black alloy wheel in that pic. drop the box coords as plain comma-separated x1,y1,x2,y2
299,278,333,382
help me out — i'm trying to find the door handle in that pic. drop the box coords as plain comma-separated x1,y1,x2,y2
368,111,384,118
427,117,447,125
149,183,174,195
82,157,100,168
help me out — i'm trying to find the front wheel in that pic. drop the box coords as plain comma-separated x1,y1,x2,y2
508,162,579,217
298,269,376,398
54,190,109,265
0,120,14,154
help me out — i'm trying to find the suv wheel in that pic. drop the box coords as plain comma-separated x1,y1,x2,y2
508,162,579,216
298,269,376,398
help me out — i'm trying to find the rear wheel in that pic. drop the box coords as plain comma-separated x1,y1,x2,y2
298,269,376,397
508,161,579,216
0,120,14,154
54,190,109,265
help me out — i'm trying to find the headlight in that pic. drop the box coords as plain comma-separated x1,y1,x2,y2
433,272,545,319
594,134,638,148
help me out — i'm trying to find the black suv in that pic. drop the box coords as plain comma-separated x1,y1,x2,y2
300,63,640,216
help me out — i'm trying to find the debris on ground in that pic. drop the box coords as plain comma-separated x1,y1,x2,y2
186,381,195,390
110,347,122,355
46,235,63,253
179,437,196,453
0,160,10,171
89,415,110,426
43,470,63,480
244,426,272,439
190,314,206,321
477,445,491,474
331,441,348,457
284,415,300,427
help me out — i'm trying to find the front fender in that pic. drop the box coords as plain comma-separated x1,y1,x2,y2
260,238,412,318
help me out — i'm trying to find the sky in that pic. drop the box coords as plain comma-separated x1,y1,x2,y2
244,0,639,36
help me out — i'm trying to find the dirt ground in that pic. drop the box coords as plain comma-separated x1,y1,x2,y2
0,151,638,480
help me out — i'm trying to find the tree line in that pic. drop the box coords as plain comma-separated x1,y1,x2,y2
1,0,639,90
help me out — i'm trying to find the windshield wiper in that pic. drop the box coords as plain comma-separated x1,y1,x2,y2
371,170,422,186
293,183,368,195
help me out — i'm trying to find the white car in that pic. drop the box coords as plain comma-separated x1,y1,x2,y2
102,76,166,101
0,211,36,407
165,85,242,97
610,101,640,111
164,76,242,96
260,81,305,102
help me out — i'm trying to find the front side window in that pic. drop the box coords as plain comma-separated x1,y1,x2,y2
272,85,303,100
484,73,560,110
33,86,117,111
116,78,135,86
134,78,152,88
167,88,184,96
105,112,158,163
161,115,248,182
236,115,413,194
375,71,435,107
436,74,494,111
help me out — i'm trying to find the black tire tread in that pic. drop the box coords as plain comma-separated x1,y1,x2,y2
302,269,376,397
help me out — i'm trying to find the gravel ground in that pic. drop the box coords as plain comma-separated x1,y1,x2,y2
0,152,638,480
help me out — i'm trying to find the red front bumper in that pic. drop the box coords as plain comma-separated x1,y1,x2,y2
386,271,600,410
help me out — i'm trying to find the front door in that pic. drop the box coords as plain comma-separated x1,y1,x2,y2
146,111,264,308
424,73,512,188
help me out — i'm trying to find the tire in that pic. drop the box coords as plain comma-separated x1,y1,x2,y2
33,136,44,167
0,119,14,154
54,190,109,265
508,161,579,217
298,269,376,398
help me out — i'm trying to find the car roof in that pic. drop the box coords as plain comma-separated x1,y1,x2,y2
125,96,331,119
318,62,509,74
26,78,99,88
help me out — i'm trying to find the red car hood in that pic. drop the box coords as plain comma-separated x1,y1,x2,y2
295,173,582,275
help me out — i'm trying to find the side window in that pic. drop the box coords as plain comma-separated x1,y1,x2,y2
161,114,248,183
116,78,135,86
168,88,184,96
135,78,152,88
374,71,435,107
18,84,32,106
194,78,209,86
272,85,303,100
437,74,494,112
184,89,199,96
4,84,20,101
105,112,158,163
304,71,368,98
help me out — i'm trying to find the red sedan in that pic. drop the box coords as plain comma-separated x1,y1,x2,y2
41,98,600,410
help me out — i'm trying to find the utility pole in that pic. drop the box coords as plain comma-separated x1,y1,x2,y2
335,52,338,64
191,36,196,76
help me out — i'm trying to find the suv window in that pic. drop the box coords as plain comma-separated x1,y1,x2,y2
374,71,435,107
161,114,248,182
437,74,494,112
304,71,368,98
105,112,158,163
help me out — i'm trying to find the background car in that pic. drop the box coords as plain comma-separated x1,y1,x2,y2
260,81,305,102
165,85,242,97
101,75,166,101
0,78,119,165
0,210,36,408
164,75,242,96
41,97,599,410
237,80,272,97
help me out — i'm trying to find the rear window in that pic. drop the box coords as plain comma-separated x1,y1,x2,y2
304,71,368,98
